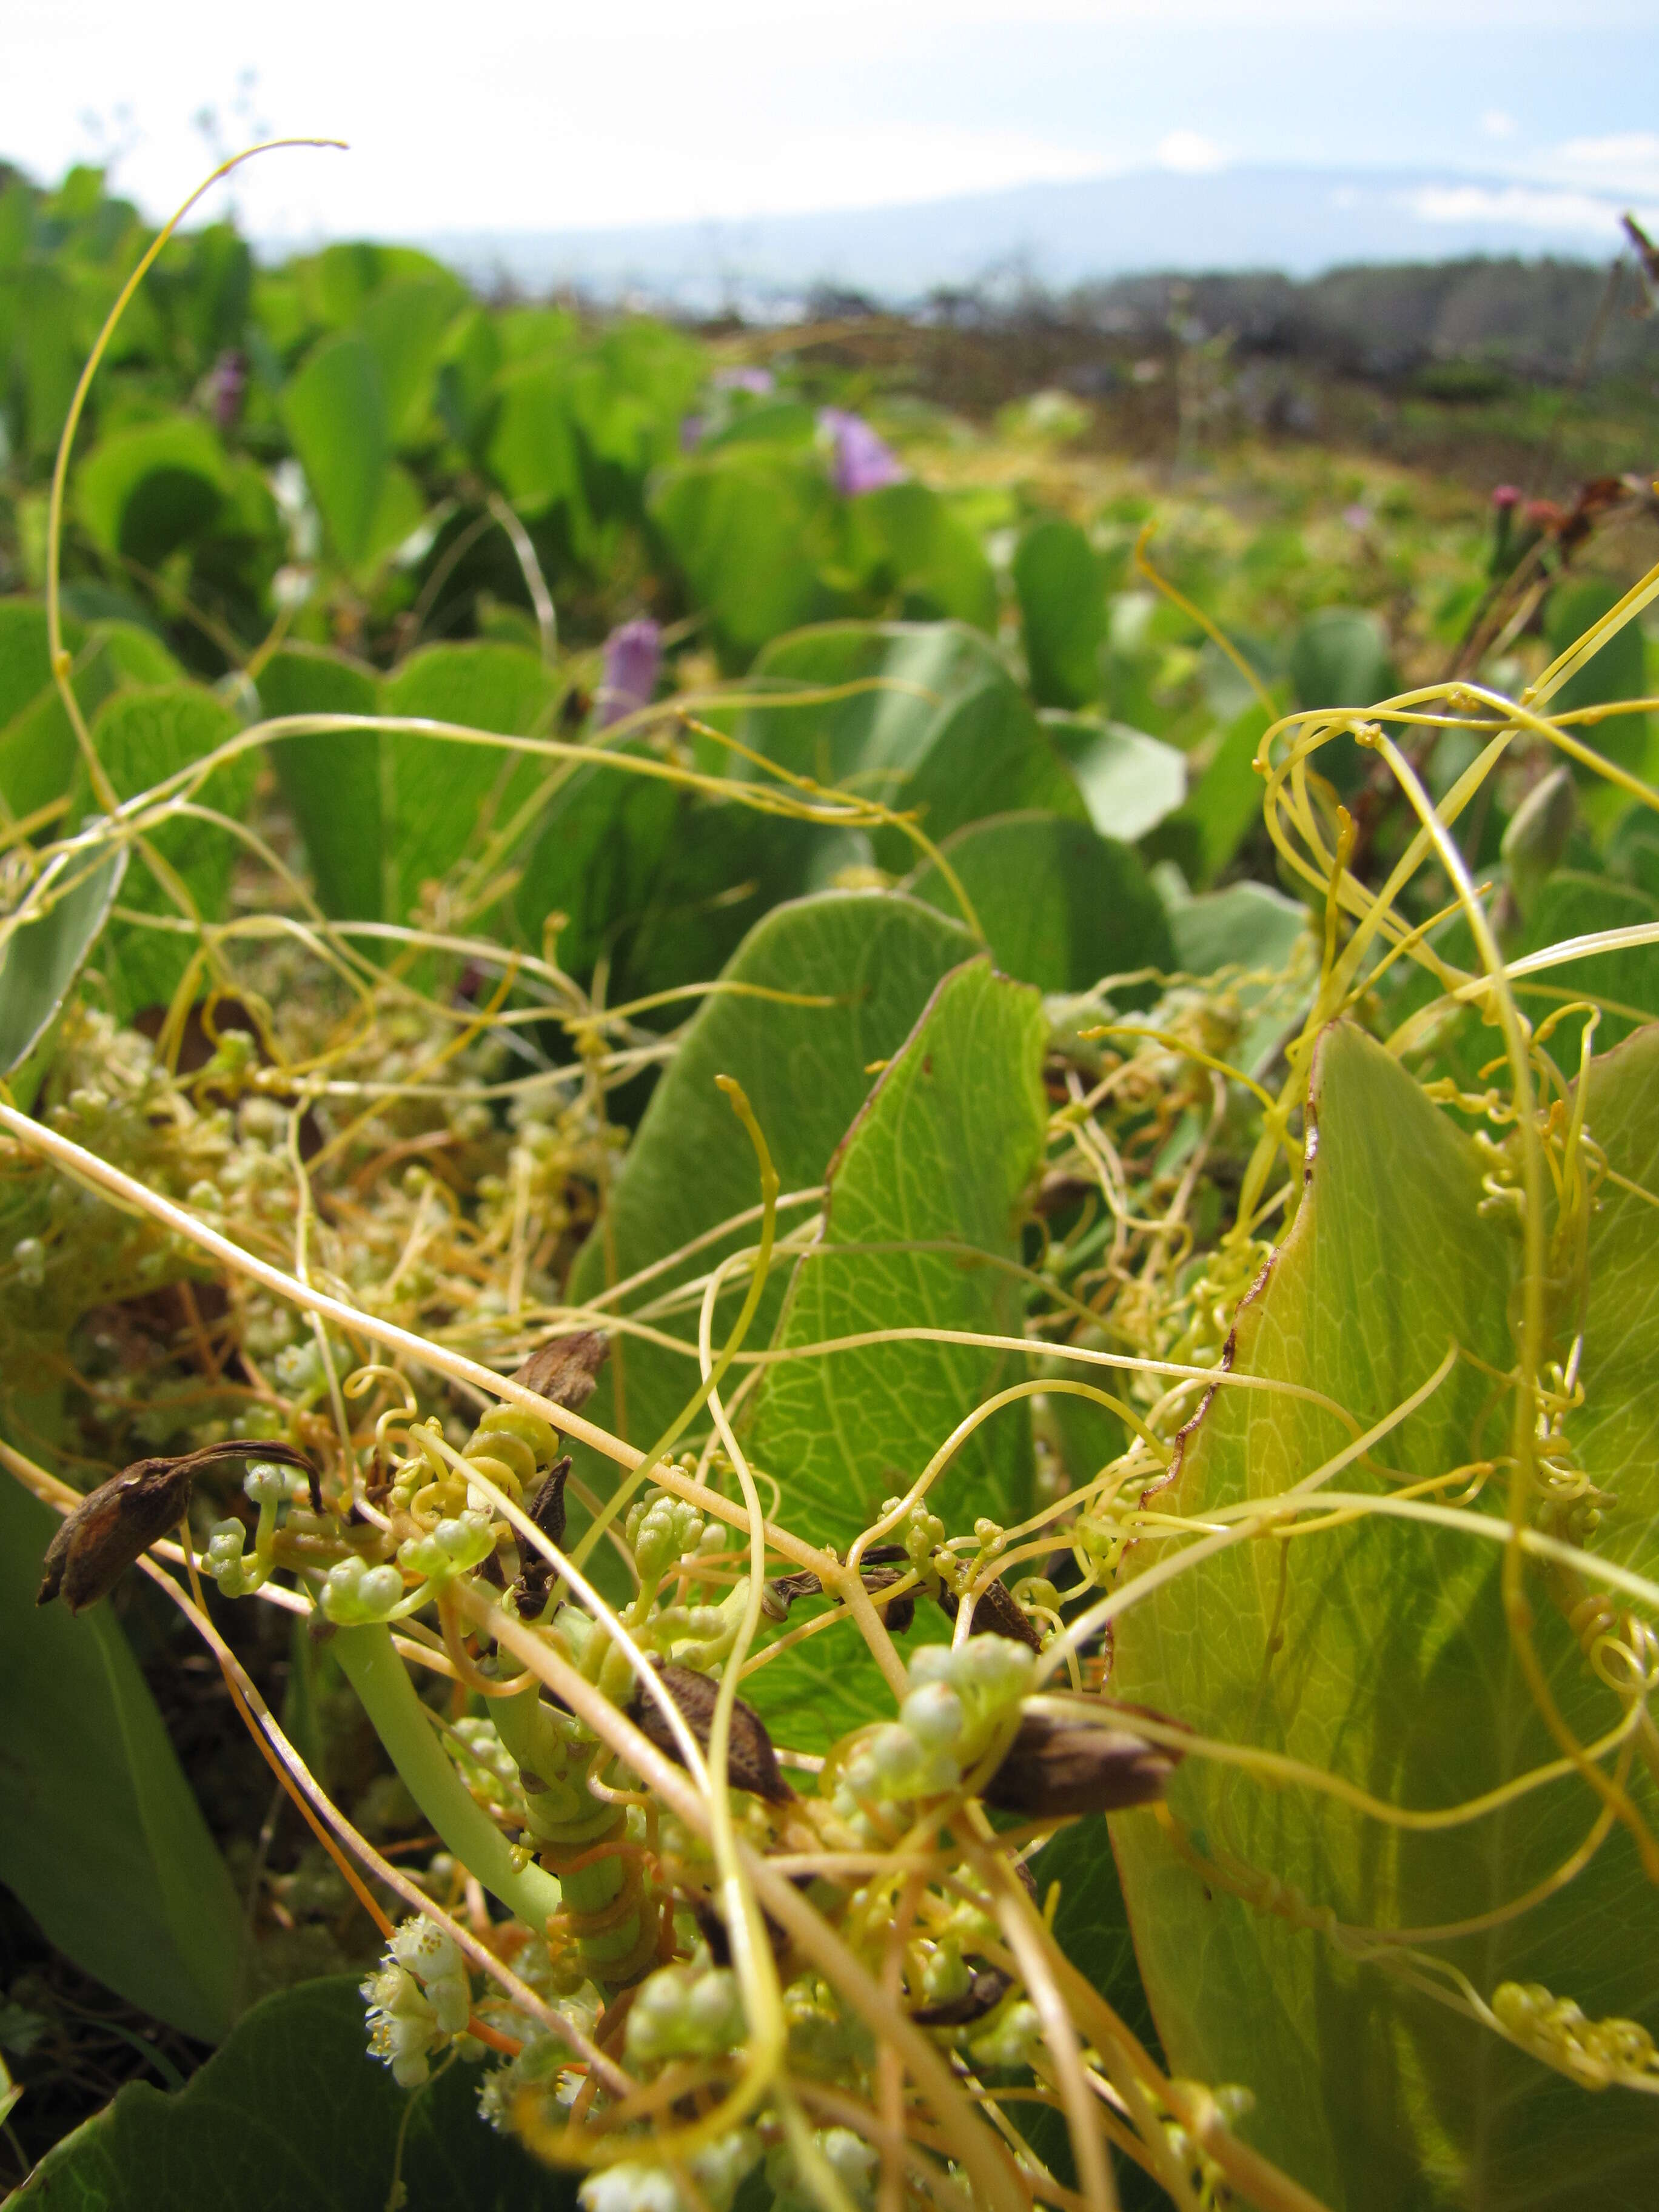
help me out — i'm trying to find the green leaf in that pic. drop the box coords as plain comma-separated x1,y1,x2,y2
1044,714,1187,846
258,645,383,920
1015,517,1108,707
737,622,1084,879
1110,1022,1659,2209
377,644,557,925
0,835,126,1073
76,418,229,568
1517,871,1659,1050
565,892,977,1463
0,623,181,825
741,956,1048,1749
1016,1818,1163,2195
357,275,465,446
283,334,388,568
1544,577,1649,776
73,684,253,1019
516,754,798,1008
1170,879,1308,979
1168,702,1273,884
1288,608,1395,797
0,601,61,729
1288,606,1395,710
847,482,997,633
650,455,840,669
487,358,584,517
0,1473,243,2042
905,811,1175,998
10,1976,578,2211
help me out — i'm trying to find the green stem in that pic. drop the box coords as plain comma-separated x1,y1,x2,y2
332,1624,562,1930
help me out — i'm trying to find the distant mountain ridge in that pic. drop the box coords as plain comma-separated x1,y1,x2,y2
420,163,1647,313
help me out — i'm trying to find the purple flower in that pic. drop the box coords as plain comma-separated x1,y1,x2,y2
210,347,246,431
596,618,662,728
819,407,905,498
679,413,706,453
712,366,774,396
1341,503,1372,532
1491,483,1523,509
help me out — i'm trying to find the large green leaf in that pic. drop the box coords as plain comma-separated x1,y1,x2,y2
565,892,977,1460
1544,577,1649,776
0,834,126,1073
377,644,557,925
649,455,840,669
905,811,1175,998
1017,1817,1164,2200
0,602,61,729
741,957,1048,1749
258,645,382,921
0,1473,242,2043
735,622,1084,879
0,625,181,825
75,418,229,568
1044,714,1187,846
1152,702,1273,886
283,333,388,568
1016,517,1108,707
1110,1022,1659,2210
487,358,585,521
10,1976,577,2211
357,275,465,446
514,738,776,999
74,685,255,1018
846,482,997,633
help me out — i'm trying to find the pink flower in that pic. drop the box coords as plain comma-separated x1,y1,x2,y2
712,366,774,396
1491,483,1523,509
210,348,246,431
1341,504,1372,532
596,618,662,728
819,408,905,497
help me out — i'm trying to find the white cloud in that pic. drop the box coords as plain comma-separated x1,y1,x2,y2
1480,110,1517,139
1157,131,1227,175
1403,183,1641,237
1550,132,1659,193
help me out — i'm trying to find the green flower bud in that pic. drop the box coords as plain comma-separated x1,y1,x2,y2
321,1554,406,1624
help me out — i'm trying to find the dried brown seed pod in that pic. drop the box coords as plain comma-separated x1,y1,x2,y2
761,1546,913,1627
934,1573,1043,1651
514,1456,572,1618
628,1661,795,1804
511,1333,609,1412
36,1440,319,1613
911,1963,1013,2028
983,1711,1179,1818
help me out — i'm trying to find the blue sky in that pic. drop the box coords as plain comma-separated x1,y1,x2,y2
4,0,1657,245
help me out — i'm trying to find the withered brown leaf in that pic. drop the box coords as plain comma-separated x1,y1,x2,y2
934,1573,1042,1651
628,1661,795,1804
911,1963,1013,2028
982,1710,1179,1818
511,1333,609,1412
36,1439,319,1613
514,1455,572,1619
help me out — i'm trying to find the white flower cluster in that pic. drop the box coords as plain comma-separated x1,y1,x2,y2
580,2130,760,2212
361,1917,473,2088
831,1638,1036,1831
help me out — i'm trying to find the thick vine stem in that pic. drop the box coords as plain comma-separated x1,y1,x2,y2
332,1623,562,1929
